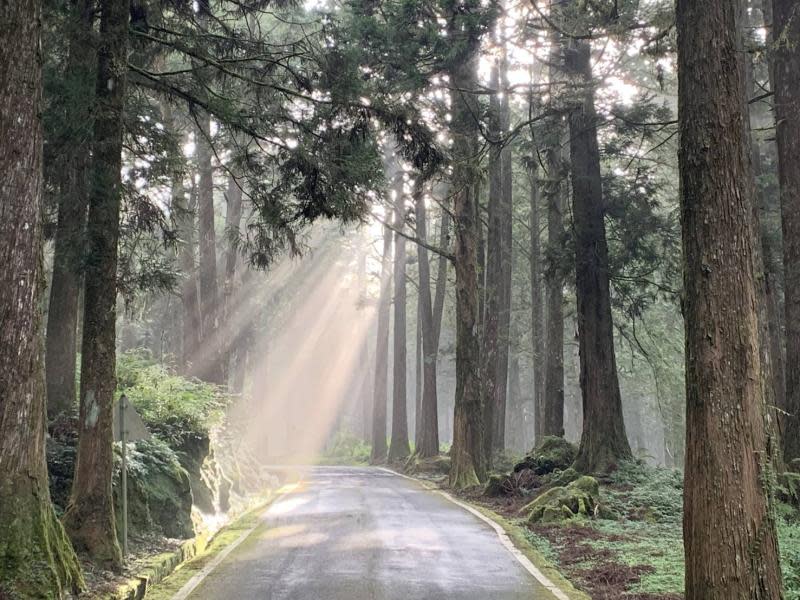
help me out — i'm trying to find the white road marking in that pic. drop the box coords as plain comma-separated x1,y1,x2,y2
170,485,298,600
379,467,571,600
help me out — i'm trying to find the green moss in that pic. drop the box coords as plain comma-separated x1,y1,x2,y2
525,476,601,523
466,506,590,600
514,436,577,476
145,498,277,600
0,476,84,599
113,438,194,539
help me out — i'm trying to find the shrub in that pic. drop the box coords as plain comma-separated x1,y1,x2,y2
117,350,229,447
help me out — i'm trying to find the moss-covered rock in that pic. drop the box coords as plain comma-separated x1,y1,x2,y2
513,436,577,476
550,467,580,488
114,439,194,539
524,476,601,523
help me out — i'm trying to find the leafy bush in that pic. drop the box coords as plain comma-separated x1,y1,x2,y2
117,350,229,446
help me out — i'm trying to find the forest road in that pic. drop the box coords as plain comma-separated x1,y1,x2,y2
183,465,562,600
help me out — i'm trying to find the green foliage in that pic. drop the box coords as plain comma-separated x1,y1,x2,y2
320,431,371,465
778,506,800,600
113,438,194,539
605,461,684,524
116,350,229,447
534,463,800,597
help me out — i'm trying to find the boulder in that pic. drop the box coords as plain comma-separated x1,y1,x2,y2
524,476,601,523
114,438,194,539
513,436,577,476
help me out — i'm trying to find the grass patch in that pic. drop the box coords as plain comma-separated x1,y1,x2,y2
144,494,280,600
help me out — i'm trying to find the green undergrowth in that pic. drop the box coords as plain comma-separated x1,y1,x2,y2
525,461,800,599
117,350,230,447
317,431,371,465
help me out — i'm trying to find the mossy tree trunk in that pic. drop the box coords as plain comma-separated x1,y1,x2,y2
0,0,85,595
678,0,784,596
388,169,411,462
447,3,486,488
564,25,632,474
45,0,95,419
62,0,129,569
773,0,800,466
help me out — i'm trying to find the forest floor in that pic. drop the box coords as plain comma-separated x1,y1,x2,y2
400,458,800,600
78,535,185,599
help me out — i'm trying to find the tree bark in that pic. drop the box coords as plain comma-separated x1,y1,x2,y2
482,61,503,464
62,0,129,569
196,119,224,385
45,0,95,419
543,127,566,438
433,203,450,348
565,33,632,474
773,0,800,466
529,162,546,441
677,0,784,596
222,175,244,383
370,221,393,463
415,183,440,458
447,9,485,487
495,55,514,455
0,1,84,593
742,6,784,470
388,172,411,461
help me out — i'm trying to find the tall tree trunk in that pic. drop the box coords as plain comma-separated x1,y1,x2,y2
0,1,84,592
415,183,440,458
433,202,450,348
45,0,95,419
543,127,566,438
179,175,202,374
773,0,800,466
196,120,224,385
529,162,546,442
62,0,129,569
677,0,784,596
495,55,514,455
482,61,503,465
565,32,632,474
222,175,244,383
370,223,393,463
388,173,411,461
743,5,784,469
447,10,485,487
414,299,422,447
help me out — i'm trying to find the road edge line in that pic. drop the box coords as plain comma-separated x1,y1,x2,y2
377,466,574,600
169,483,299,600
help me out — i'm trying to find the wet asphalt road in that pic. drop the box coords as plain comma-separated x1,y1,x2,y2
186,466,555,600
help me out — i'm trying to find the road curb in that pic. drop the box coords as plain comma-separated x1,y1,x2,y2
111,491,281,600
377,466,589,600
